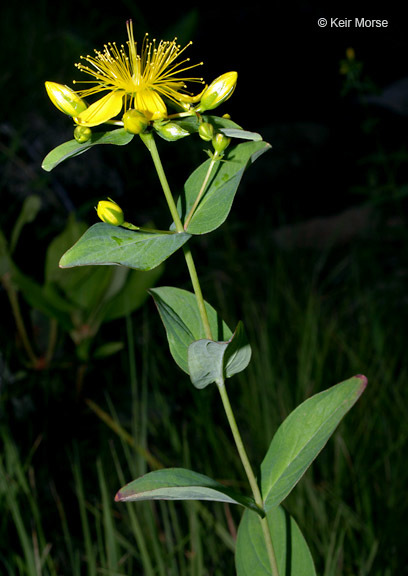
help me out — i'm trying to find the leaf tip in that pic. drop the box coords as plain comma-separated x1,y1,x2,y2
58,254,69,268
355,373,368,391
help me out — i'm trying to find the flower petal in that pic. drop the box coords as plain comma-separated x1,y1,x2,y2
134,90,167,121
75,91,125,127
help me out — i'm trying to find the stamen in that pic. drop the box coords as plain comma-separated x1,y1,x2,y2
73,20,205,115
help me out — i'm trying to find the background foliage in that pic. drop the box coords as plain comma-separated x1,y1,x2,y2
1,1,408,574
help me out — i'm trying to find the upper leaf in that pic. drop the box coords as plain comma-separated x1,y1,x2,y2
41,128,134,172
177,140,271,235
59,223,191,271
261,375,367,511
175,114,264,142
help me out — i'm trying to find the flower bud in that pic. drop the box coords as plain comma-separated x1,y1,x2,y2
74,125,92,143
45,81,88,117
154,120,190,141
212,132,231,154
198,122,214,142
122,109,149,134
96,199,124,226
196,72,238,112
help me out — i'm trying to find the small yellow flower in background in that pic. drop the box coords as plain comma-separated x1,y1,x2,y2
345,47,356,61
70,20,205,127
196,72,238,113
45,82,88,117
96,199,125,226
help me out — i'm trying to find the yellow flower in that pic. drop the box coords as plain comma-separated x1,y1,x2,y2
72,20,205,127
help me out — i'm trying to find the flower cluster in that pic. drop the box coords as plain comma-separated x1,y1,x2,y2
45,20,237,140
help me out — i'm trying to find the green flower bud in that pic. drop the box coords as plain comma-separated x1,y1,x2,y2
154,120,190,141
212,132,231,154
96,199,125,226
74,125,92,143
196,72,238,113
198,122,214,142
122,109,149,134
45,81,88,117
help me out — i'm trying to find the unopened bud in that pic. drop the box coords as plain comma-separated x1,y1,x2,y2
196,72,238,113
198,122,214,142
123,109,149,134
212,132,231,154
96,199,125,226
154,120,190,141
45,81,88,117
74,125,92,143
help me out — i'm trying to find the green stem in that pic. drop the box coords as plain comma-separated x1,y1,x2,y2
142,130,279,576
217,381,280,576
140,131,184,233
140,131,213,338
182,244,212,339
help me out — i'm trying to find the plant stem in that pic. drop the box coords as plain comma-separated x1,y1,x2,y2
142,130,280,576
140,132,184,233
217,381,280,576
182,244,213,339
140,131,213,338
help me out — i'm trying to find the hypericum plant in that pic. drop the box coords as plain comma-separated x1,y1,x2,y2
42,20,367,575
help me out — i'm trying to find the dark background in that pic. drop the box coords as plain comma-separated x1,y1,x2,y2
3,1,408,228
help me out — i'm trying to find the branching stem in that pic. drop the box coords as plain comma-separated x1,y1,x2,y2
142,130,280,576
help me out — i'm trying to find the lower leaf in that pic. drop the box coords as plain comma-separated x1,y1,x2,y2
115,467,263,515
235,506,316,576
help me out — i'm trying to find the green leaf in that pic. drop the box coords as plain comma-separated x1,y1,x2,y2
219,127,263,141
10,265,74,331
188,321,252,389
115,468,262,515
10,195,42,253
59,223,191,271
235,506,316,576
150,286,232,373
92,341,124,359
102,266,163,322
45,214,88,286
41,128,134,172
178,140,271,235
175,114,263,141
261,375,367,511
